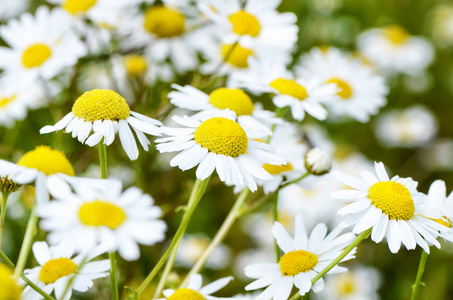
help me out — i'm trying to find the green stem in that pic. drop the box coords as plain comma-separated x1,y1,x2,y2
14,204,38,278
0,250,55,300
410,250,429,300
0,191,10,248
180,188,251,288
153,234,181,298
271,190,280,262
110,252,119,300
99,141,108,179
135,177,210,296
289,227,372,300
280,172,310,190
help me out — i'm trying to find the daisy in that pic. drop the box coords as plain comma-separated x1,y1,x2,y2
168,84,281,134
0,0,28,19
0,6,86,88
357,25,435,76
330,161,449,253
295,47,389,123
158,274,234,300
0,160,38,194
245,214,356,299
423,180,453,241
40,89,162,160
22,241,109,300
0,263,22,299
38,174,167,261
155,110,287,192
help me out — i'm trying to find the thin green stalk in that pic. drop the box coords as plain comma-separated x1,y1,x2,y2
0,250,55,300
410,250,429,300
14,204,38,278
0,191,10,248
289,228,372,300
99,141,108,179
271,190,280,262
180,188,251,288
280,172,310,190
153,234,181,298
135,177,210,296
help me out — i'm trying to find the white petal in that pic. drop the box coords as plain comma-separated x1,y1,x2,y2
272,222,294,253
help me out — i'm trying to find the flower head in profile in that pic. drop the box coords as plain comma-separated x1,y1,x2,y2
156,110,286,192
40,89,162,160
22,241,109,300
245,214,356,299
330,162,448,253
423,180,453,242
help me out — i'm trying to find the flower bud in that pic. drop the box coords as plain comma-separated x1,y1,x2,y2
304,148,331,175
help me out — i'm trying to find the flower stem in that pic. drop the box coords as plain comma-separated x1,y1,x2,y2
180,188,251,288
14,204,38,279
153,234,181,298
271,190,280,262
279,172,310,190
410,250,429,300
0,191,10,248
99,141,108,179
136,177,210,296
288,227,372,300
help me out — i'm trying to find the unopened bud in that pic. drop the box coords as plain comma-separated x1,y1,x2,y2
304,148,331,175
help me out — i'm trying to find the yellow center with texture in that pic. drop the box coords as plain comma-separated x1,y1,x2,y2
279,250,318,276
208,88,254,116
167,288,206,300
39,258,77,284
123,55,148,76
221,44,254,68
72,89,130,122
22,44,52,68
17,146,75,176
143,6,186,38
368,181,414,220
270,78,308,100
78,200,127,229
326,78,353,99
194,117,248,157
228,10,261,37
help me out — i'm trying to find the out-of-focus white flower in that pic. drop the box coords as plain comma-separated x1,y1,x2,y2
374,105,438,148
420,139,453,171
430,5,453,47
0,0,28,19
305,148,332,176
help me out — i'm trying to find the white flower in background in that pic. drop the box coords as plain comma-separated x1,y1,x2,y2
430,5,453,48
423,180,453,241
357,25,435,76
313,265,382,300
40,89,162,160
0,6,86,88
374,105,438,148
420,139,453,172
155,110,287,192
245,214,356,299
22,241,109,300
169,84,280,134
296,47,388,123
330,162,448,253
38,175,167,261
158,274,234,300
234,248,275,280
305,148,332,176
0,0,28,19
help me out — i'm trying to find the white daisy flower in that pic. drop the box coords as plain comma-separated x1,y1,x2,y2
158,274,234,300
245,214,356,299
430,5,453,48
39,89,162,161
169,84,281,134
22,241,109,300
0,6,86,88
0,0,28,19
155,110,287,192
357,25,435,76
0,160,38,193
330,161,448,253
295,47,389,123
38,174,167,261
47,0,144,17
423,180,453,241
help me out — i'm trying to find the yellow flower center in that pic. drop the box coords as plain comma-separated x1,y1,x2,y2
326,78,353,99
78,200,127,229
270,78,308,100
167,288,206,300
63,0,96,15
208,88,254,116
0,264,21,300
368,181,415,221
22,44,52,69
0,95,16,109
38,258,77,284
123,55,148,76
17,146,75,176
262,163,293,175
279,250,318,276
72,89,130,122
221,43,254,68
194,117,248,158
336,274,356,296
143,6,186,38
383,25,409,45
228,10,261,37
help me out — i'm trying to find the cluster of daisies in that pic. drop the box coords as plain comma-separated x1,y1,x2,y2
0,0,451,300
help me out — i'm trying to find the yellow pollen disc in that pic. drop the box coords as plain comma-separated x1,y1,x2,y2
17,146,75,176
143,6,186,38
0,264,22,300
72,89,130,122
263,163,293,175
167,288,206,300
78,200,127,229
326,78,353,99
383,25,409,45
270,78,309,100
123,55,148,76
0,95,16,109
279,250,318,276
368,181,414,221
194,117,248,158
228,10,261,37
22,44,52,69
63,0,96,15
38,258,77,284
208,88,254,116
221,43,254,68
